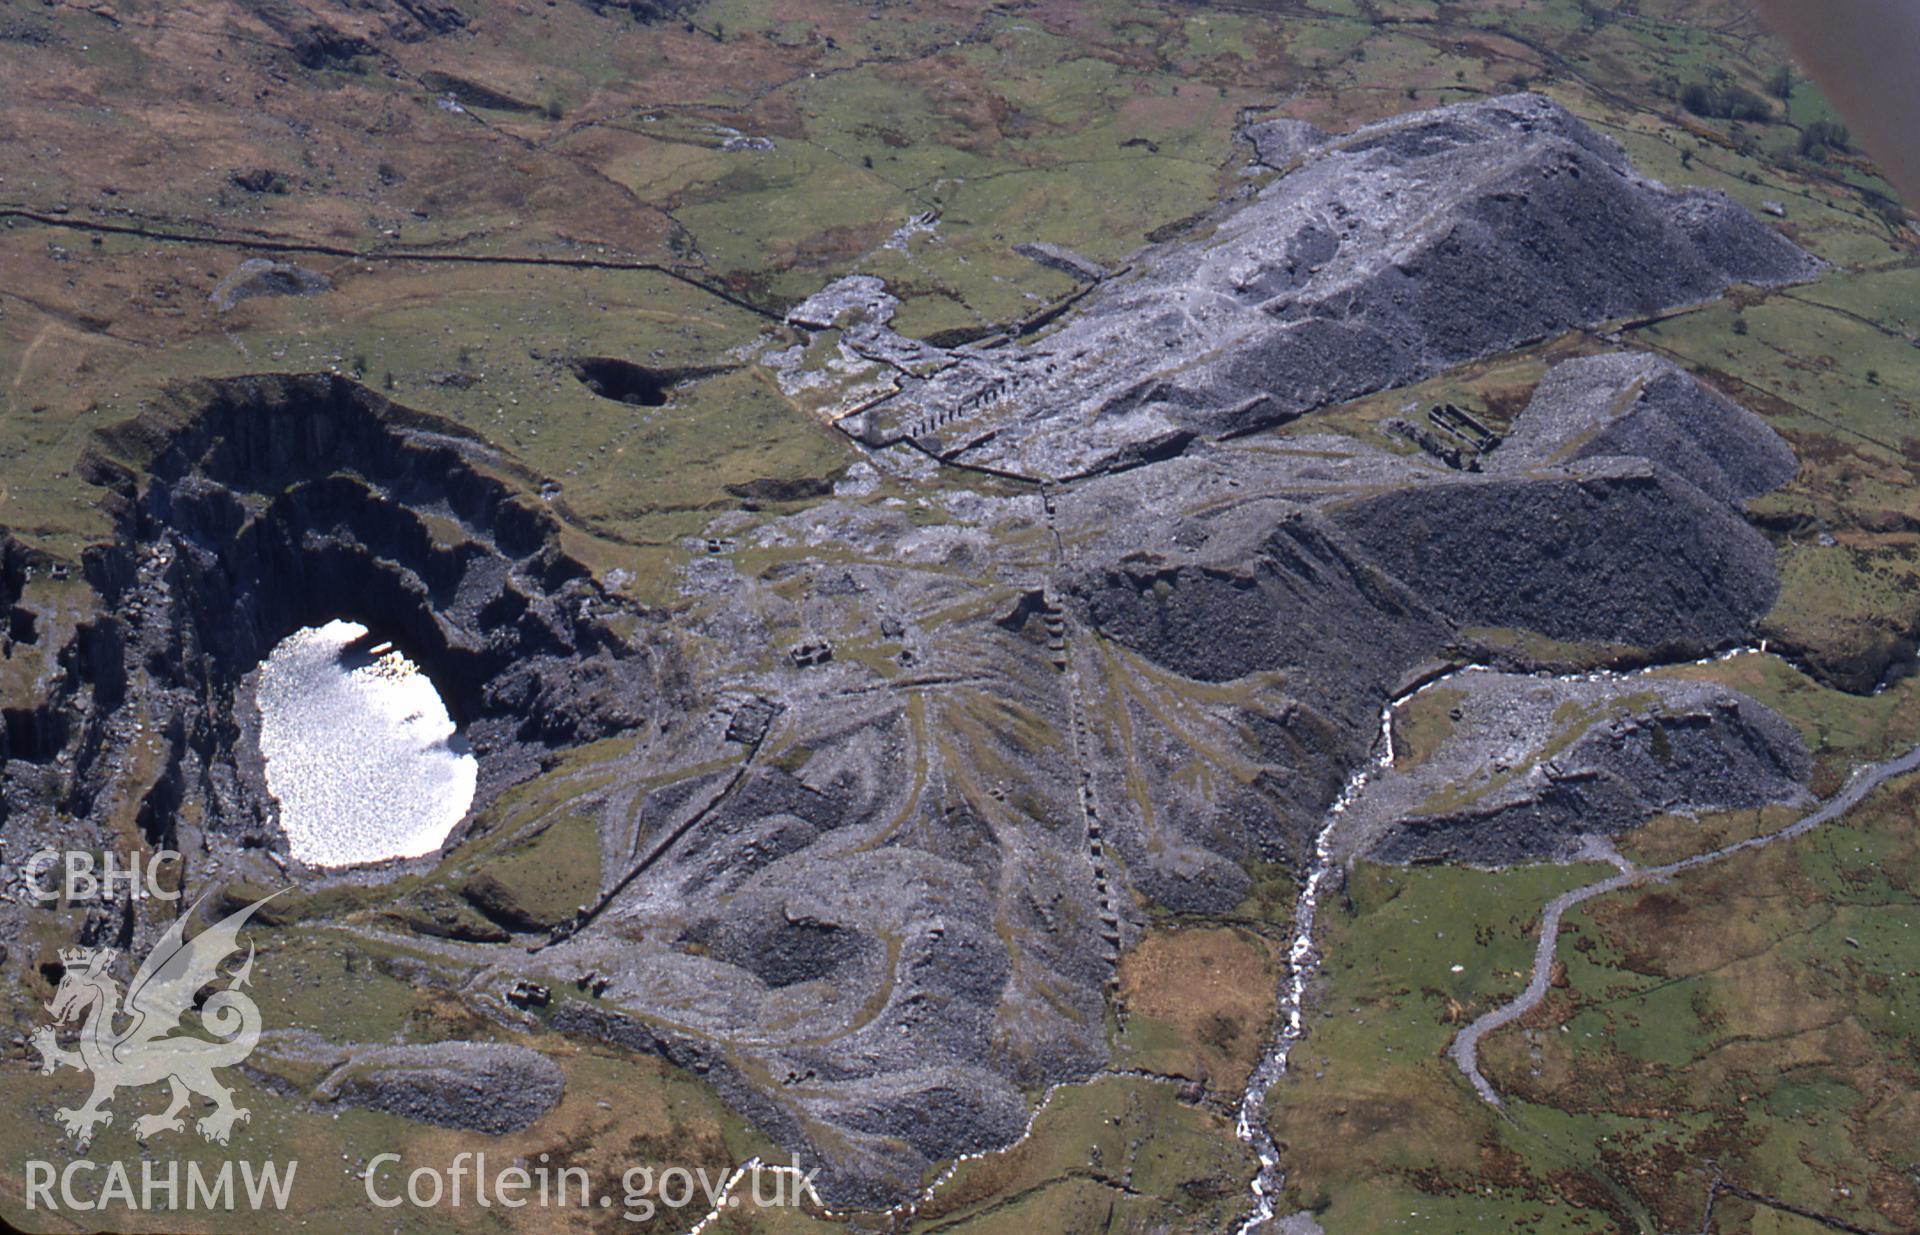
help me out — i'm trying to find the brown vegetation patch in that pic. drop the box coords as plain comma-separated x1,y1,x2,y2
1117,926,1277,1093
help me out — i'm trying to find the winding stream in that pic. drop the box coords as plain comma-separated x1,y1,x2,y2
1233,690,1405,1235
1230,644,1796,1229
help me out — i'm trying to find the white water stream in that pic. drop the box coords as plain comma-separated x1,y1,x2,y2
1230,644,1782,1231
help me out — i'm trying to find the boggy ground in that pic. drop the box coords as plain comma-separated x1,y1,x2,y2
0,0,1917,1231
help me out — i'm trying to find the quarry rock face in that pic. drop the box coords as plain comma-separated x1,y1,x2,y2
0,373,667,996
835,93,1820,479
0,94,1826,1207
1242,116,1328,169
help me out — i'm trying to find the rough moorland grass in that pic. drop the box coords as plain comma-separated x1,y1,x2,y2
1114,926,1279,1093
913,1074,1257,1234
1265,860,1618,1231
1482,774,1920,1233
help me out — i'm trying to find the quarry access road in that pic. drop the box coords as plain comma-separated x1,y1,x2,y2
1451,741,1920,1106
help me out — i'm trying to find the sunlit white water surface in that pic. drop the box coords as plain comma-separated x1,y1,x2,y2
256,619,477,867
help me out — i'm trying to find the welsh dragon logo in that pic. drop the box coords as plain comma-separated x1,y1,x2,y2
31,893,278,1148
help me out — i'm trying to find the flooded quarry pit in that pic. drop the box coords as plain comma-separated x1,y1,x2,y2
255,619,477,867
41,373,653,876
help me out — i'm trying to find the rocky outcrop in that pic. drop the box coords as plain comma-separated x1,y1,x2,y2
390,0,469,38
1015,241,1109,282
419,71,540,114
834,93,1817,478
